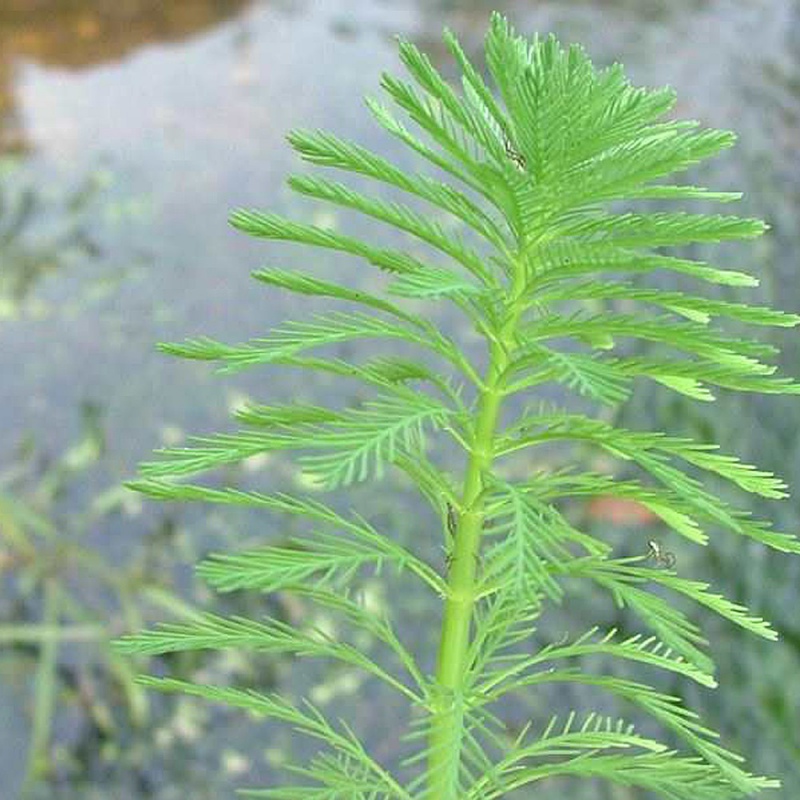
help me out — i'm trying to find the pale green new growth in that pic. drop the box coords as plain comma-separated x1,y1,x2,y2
116,13,798,799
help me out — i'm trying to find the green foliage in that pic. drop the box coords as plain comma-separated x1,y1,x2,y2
0,407,204,797
115,14,799,798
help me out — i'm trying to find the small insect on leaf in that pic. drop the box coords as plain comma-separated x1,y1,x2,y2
504,137,527,172
446,502,458,537
646,539,677,569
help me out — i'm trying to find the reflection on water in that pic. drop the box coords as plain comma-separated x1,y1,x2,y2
0,1,254,68
1,0,799,798
0,0,254,152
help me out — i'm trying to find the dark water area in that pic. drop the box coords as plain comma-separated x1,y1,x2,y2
1,1,799,798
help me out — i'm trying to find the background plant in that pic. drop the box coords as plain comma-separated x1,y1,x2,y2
0,157,105,320
116,14,800,799
0,406,205,798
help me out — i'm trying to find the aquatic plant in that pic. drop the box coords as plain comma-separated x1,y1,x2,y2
0,158,102,318
0,407,202,797
117,14,800,798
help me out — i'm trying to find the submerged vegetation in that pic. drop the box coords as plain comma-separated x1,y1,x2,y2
0,406,206,798
0,158,103,319
113,13,800,800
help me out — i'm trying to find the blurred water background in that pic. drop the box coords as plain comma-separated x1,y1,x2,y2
1,1,798,798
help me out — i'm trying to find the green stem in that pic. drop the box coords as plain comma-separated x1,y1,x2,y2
21,578,61,799
0,623,103,644
427,276,525,798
